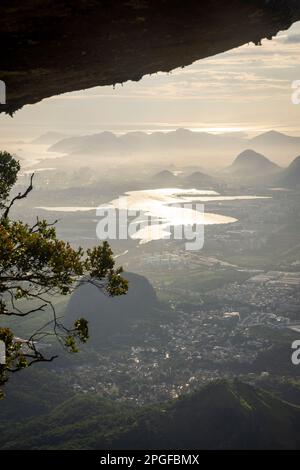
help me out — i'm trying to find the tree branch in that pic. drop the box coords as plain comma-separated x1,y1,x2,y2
2,173,34,219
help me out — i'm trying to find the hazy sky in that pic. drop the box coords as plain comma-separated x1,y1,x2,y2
1,21,300,141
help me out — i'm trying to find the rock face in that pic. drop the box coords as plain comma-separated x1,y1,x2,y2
1,0,300,114
65,272,161,346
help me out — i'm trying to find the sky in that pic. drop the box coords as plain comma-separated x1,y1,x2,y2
1,21,300,141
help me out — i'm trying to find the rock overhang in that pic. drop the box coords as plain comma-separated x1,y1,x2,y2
1,0,300,114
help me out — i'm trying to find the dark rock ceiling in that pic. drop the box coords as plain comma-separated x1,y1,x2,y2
1,0,300,114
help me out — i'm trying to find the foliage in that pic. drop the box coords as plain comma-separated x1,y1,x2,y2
0,151,128,395
1,379,300,450
0,151,20,209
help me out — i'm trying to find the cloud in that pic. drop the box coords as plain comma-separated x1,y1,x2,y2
285,34,300,44
2,20,300,140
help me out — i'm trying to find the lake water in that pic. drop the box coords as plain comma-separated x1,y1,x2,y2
37,188,270,244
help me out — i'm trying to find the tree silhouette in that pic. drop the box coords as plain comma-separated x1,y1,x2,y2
0,152,128,397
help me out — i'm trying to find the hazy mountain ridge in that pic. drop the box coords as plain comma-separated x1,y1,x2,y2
149,169,219,189
48,128,245,155
228,149,281,177
46,129,300,168
31,131,69,145
277,155,300,187
2,380,300,450
186,170,219,187
250,130,300,147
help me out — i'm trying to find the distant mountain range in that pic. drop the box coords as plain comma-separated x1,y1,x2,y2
31,131,68,145
47,128,244,163
2,380,300,449
45,129,300,167
150,169,219,189
250,130,300,147
29,127,300,189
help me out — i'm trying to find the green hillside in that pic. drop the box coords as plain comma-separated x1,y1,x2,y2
1,380,300,450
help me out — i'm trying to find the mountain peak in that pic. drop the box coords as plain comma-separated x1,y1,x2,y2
278,155,300,187
187,170,215,187
289,155,300,169
261,130,284,137
230,149,279,175
251,130,300,146
153,169,177,179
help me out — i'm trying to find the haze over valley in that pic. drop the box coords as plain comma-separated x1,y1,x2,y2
1,15,300,451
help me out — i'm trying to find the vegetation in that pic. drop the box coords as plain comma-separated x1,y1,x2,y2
1,379,300,449
0,151,128,396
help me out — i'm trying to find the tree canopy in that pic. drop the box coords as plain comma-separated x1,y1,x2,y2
0,152,128,396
